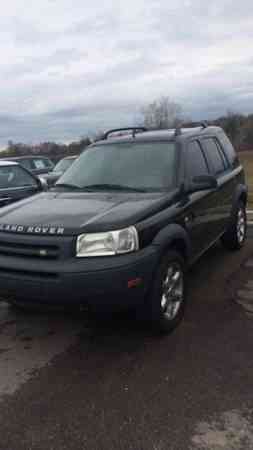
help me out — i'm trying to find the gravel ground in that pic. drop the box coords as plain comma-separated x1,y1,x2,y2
0,231,253,450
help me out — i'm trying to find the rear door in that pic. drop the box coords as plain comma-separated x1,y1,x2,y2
200,137,233,235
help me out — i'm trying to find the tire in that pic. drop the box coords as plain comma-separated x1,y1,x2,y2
144,250,187,334
221,201,247,251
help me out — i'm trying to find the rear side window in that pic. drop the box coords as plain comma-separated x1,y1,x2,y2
218,132,238,166
215,139,230,170
187,141,209,178
201,138,225,175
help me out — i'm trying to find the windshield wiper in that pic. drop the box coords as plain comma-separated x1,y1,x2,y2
80,184,147,192
55,183,81,190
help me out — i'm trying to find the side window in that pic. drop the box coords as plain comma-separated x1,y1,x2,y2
215,139,230,170
0,166,37,189
201,138,225,175
187,141,209,179
218,133,238,167
20,159,33,171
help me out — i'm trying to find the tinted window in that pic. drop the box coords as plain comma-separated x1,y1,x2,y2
187,141,209,178
20,159,33,170
58,142,176,192
215,139,230,170
201,138,225,175
0,166,37,189
218,132,238,166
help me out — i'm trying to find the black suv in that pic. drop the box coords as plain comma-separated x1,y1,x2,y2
0,124,247,333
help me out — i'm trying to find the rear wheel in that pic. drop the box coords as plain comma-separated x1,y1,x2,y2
144,250,187,334
221,201,247,250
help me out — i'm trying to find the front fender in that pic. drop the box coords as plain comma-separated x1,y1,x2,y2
152,223,191,260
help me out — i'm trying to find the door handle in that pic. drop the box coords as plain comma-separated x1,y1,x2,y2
184,213,195,225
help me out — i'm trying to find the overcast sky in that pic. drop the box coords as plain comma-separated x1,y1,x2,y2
0,0,253,145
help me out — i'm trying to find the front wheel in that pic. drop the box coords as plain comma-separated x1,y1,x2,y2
144,250,187,334
221,201,247,251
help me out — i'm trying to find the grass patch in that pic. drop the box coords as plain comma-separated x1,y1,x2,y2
239,151,253,209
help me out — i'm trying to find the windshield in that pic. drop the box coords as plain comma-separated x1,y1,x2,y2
54,158,75,173
56,142,176,192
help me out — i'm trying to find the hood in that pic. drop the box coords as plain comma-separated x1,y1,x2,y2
0,190,175,236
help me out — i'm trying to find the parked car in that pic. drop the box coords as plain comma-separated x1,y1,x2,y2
0,160,47,207
2,156,54,176
0,124,247,333
43,155,77,187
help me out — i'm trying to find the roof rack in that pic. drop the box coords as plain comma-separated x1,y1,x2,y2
103,127,147,140
174,121,208,137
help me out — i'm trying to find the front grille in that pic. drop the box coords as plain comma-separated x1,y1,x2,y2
0,240,59,259
0,232,75,286
0,232,75,263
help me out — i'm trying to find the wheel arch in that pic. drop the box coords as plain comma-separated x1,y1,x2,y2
232,184,248,214
152,224,191,263
239,190,247,206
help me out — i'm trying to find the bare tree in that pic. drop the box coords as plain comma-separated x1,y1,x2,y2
141,96,182,130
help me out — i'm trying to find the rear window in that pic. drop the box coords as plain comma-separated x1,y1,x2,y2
33,159,48,169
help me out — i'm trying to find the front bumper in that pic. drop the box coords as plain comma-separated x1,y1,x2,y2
0,246,159,310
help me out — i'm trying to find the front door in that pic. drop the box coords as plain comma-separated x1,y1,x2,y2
0,165,40,207
181,139,218,261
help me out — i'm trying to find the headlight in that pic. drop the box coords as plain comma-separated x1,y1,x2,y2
76,226,139,257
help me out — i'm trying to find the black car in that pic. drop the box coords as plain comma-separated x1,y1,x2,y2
0,160,47,207
0,124,247,333
43,155,77,187
2,156,55,176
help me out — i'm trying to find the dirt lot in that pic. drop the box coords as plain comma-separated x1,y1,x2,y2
0,232,253,450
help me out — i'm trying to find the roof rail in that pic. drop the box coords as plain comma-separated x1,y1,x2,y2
174,121,209,137
103,127,147,140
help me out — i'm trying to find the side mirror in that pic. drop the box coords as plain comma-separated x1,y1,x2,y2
38,176,48,191
188,175,218,193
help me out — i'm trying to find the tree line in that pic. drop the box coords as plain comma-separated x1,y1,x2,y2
1,97,253,161
141,97,253,152
1,137,91,162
